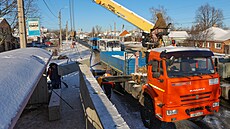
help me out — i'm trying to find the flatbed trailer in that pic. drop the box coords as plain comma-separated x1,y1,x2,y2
100,51,146,75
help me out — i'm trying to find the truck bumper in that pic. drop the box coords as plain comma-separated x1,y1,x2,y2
160,100,220,122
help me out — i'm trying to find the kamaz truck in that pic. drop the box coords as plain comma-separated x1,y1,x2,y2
93,0,221,128
100,46,220,128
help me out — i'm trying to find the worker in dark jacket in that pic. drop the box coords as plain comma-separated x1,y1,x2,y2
98,70,114,100
151,13,167,44
47,63,61,89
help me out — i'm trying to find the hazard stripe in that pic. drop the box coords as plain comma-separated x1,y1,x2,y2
148,83,165,92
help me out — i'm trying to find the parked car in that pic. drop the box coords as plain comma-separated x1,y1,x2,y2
45,41,52,46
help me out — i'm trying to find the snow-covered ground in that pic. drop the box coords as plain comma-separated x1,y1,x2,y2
51,42,91,65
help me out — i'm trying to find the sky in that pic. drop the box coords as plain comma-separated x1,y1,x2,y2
37,0,230,32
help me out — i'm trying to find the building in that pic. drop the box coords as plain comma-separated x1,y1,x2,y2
193,27,230,54
168,31,189,46
0,18,17,52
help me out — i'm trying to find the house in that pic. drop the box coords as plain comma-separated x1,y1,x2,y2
188,27,230,54
0,18,16,52
168,31,189,46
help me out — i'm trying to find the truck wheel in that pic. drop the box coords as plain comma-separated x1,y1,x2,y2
140,96,162,129
228,90,230,103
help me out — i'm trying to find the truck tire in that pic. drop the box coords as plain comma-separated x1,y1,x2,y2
140,96,162,129
228,90,230,103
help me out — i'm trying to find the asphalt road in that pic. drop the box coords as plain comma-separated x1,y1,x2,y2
110,91,230,129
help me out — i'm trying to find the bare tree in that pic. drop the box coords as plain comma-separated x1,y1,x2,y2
195,3,224,30
0,0,39,46
149,5,173,28
89,27,95,37
95,25,102,36
0,0,39,28
187,3,220,47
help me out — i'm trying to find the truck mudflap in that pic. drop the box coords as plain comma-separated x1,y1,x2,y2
159,100,220,122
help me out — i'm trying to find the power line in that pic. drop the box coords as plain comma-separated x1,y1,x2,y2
69,0,73,31
42,0,58,18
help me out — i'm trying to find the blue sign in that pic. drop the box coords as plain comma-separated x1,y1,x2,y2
27,18,41,36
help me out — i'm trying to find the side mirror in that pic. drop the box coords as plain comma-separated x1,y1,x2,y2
153,72,160,78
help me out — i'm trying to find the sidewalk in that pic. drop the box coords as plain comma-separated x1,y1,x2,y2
14,72,86,129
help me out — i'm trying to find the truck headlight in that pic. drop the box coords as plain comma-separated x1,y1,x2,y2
166,109,178,116
209,78,219,85
213,102,219,107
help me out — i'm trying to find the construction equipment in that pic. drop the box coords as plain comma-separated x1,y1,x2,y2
93,0,170,48
93,1,221,128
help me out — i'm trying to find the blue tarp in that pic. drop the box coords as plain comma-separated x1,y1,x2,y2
89,37,100,41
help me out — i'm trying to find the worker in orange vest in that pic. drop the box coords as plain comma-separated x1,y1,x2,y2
97,70,114,100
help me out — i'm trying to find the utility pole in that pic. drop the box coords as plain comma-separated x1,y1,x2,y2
66,21,68,42
114,22,116,39
59,11,62,49
17,0,27,48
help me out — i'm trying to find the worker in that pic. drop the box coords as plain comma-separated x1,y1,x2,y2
151,13,167,44
47,63,61,89
100,70,114,100
171,40,176,46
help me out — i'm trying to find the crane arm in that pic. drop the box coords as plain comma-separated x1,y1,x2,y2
93,0,154,33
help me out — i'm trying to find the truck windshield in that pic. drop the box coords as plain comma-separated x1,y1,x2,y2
167,57,215,78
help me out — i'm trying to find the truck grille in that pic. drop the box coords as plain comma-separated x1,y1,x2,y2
180,91,212,106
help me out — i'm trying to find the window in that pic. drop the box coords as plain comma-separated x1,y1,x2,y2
215,43,222,49
202,42,205,47
151,60,163,77
207,42,210,48
151,60,158,73
166,57,214,78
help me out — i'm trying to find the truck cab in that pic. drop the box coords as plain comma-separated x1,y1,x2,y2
142,46,220,123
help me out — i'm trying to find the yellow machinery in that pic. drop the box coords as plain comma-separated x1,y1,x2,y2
93,0,170,48
93,0,154,33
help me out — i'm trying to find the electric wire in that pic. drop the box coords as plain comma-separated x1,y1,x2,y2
42,0,58,18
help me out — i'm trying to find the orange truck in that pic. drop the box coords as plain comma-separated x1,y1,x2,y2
93,0,220,128
100,46,221,128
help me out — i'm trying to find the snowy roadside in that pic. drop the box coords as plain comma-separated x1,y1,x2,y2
14,41,90,129
51,42,91,65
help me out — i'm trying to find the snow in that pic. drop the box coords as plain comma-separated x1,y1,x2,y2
152,46,211,53
205,27,230,41
52,42,91,65
0,42,91,129
168,31,189,38
0,48,52,129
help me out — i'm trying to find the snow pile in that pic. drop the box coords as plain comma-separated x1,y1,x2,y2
0,48,51,129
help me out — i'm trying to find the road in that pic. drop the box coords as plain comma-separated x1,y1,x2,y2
110,91,230,129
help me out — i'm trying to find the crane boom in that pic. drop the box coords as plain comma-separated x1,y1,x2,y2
93,0,154,33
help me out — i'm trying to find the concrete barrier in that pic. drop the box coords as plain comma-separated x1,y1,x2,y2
79,64,129,129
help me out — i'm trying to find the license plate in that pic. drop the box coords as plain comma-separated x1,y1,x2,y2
190,112,203,117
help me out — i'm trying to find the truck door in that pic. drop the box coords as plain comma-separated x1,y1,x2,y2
148,60,166,97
